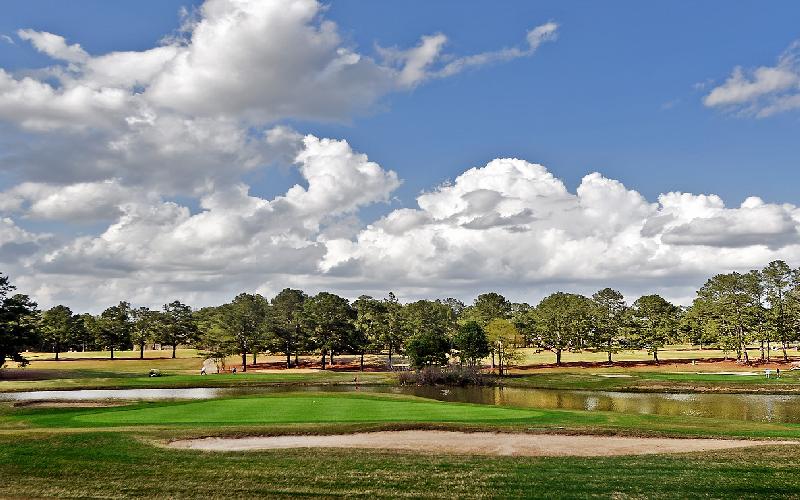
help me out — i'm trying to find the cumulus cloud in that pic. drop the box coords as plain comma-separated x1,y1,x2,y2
3,153,800,310
320,159,800,304
704,40,800,117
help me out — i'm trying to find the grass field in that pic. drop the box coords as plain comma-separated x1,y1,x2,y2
3,392,800,498
2,431,798,498
5,348,800,497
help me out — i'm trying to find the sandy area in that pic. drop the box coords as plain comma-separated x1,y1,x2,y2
168,431,795,456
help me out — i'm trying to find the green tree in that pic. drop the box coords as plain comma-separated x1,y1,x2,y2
591,288,627,364
130,307,160,359
696,272,762,362
382,292,407,367
469,292,512,326
485,318,520,375
353,295,387,370
269,288,307,368
96,301,132,359
217,293,270,372
630,294,680,363
405,329,451,368
530,292,593,365
302,292,355,369
0,274,39,368
39,305,77,361
161,300,198,359
195,306,236,371
761,260,795,360
453,321,490,366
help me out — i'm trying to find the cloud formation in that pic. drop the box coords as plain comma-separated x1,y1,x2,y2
704,40,800,117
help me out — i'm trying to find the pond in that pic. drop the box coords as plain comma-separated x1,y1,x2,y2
3,385,800,423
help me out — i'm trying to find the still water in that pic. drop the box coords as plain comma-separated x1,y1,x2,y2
2,385,800,423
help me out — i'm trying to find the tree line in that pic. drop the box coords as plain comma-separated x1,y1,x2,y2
2,260,800,370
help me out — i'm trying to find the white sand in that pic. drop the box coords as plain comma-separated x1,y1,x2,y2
169,431,794,456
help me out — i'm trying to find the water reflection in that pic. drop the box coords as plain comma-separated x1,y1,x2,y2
2,385,800,423
405,386,800,423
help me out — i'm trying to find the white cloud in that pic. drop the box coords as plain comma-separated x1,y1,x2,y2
704,41,800,117
321,159,800,304
17,29,89,64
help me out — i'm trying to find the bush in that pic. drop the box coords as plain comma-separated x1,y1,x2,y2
397,365,491,386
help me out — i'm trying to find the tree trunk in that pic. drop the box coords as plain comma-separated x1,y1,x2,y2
241,352,247,372
782,341,788,362
388,342,393,367
172,343,177,359
55,350,59,361
253,351,257,365
761,340,765,360
294,351,299,365
491,351,496,369
555,349,561,366
140,343,144,359
286,343,291,368
653,349,659,364
607,350,612,364
321,352,327,370
329,350,334,366
767,340,771,362
110,347,114,360
360,351,365,371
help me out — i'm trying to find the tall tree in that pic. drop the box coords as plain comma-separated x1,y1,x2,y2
629,294,680,363
217,293,270,372
269,288,307,368
591,288,627,364
161,300,198,359
353,295,387,370
302,292,355,369
485,318,520,375
761,260,795,360
453,321,490,366
696,272,762,362
0,274,39,368
402,299,456,368
39,305,77,361
130,307,159,359
195,306,236,371
530,292,593,365
382,292,407,367
470,292,512,326
96,302,132,359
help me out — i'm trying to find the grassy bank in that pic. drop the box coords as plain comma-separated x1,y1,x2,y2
1,431,799,499
4,391,800,497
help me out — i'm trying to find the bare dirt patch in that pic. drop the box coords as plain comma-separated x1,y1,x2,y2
168,431,795,456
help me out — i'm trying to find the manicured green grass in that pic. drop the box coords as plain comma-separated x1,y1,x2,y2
1,431,799,498
6,392,800,440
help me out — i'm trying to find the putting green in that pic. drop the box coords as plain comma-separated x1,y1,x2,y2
72,394,542,426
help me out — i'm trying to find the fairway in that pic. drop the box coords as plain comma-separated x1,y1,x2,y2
71,394,540,425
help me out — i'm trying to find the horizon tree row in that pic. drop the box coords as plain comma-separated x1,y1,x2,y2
2,260,800,369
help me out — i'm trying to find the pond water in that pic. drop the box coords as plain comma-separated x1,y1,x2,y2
3,385,800,423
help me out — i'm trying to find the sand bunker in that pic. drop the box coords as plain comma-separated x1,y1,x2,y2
169,431,794,457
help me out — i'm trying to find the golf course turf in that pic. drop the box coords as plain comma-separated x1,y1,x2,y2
5,351,800,498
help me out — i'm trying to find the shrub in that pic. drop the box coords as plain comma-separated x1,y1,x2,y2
397,365,491,386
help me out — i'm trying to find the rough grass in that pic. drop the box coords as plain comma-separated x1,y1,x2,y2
1,431,800,498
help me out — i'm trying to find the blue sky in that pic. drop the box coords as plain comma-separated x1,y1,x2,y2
2,1,799,205
1,0,799,310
